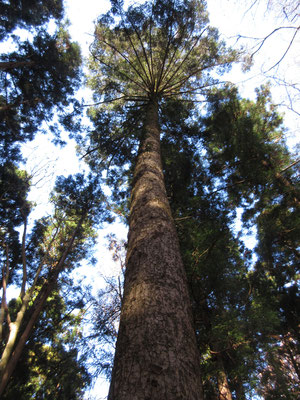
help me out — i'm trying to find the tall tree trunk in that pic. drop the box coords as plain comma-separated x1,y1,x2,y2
108,99,203,400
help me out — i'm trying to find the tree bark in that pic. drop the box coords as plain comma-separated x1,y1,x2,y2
216,353,232,400
108,99,203,400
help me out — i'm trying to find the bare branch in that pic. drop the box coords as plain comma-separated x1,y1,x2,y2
124,11,154,86
93,36,149,89
0,60,35,71
92,52,148,94
263,26,299,73
82,94,147,108
251,25,298,57
159,30,207,94
280,158,300,172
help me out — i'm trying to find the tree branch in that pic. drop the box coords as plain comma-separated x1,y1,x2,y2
20,216,27,299
263,26,299,73
95,35,150,89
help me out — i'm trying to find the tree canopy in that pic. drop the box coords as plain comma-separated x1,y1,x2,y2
88,0,236,106
0,0,81,163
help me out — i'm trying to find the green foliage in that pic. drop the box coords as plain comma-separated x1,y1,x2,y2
0,3,82,163
203,85,289,204
88,0,236,107
23,173,107,283
0,163,31,287
199,85,300,397
0,163,30,228
0,0,64,40
0,172,107,395
3,290,91,399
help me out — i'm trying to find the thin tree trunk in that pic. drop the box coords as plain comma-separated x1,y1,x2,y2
0,219,83,396
108,99,203,400
0,219,34,378
261,159,300,205
216,353,232,400
284,337,300,381
0,279,58,396
0,246,10,342
233,378,246,400
0,292,31,378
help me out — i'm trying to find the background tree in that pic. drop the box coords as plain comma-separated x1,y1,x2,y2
0,2,92,393
0,0,64,40
2,289,91,399
199,84,299,398
0,0,82,164
0,173,106,395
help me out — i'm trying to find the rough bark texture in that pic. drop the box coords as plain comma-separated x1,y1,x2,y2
108,100,203,400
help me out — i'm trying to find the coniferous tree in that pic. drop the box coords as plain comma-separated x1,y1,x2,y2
2,289,91,399
0,173,106,395
201,84,299,398
0,0,81,164
0,0,64,40
86,1,236,398
84,79,298,398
